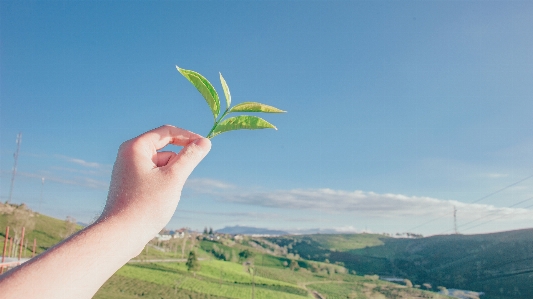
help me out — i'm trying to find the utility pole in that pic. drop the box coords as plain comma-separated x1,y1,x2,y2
18,227,25,260
453,206,458,234
7,133,22,204
1,227,8,274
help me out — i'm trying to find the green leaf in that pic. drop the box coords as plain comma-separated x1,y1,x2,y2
176,66,220,119
209,115,277,138
219,73,231,109
229,102,286,113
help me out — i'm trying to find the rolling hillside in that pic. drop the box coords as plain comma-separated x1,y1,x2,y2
0,203,81,257
1,205,454,298
267,230,533,299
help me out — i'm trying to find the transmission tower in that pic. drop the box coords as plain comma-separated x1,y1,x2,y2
453,206,458,234
7,133,22,204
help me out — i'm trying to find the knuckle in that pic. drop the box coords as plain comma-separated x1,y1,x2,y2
119,138,144,155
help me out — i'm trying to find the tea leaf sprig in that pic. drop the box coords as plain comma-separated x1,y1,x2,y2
177,66,285,139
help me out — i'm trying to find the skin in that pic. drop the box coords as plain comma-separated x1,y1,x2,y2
0,125,211,299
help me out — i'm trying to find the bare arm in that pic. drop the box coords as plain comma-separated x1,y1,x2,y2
0,125,211,298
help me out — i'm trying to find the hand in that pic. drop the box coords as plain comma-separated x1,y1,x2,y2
100,125,211,243
0,125,211,299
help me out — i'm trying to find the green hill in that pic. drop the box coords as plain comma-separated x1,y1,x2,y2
0,203,81,257
97,236,453,298
267,230,533,299
96,245,452,299
1,204,454,298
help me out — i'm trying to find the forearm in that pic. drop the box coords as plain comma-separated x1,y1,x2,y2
0,125,210,298
0,215,147,299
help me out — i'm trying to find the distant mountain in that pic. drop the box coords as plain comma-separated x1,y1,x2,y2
216,225,288,235
287,228,362,234
217,226,369,235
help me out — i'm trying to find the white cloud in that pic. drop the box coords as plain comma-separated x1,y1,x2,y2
184,178,235,191
51,166,109,176
219,188,448,215
15,171,109,190
176,208,317,223
56,155,111,170
481,173,509,179
189,184,533,221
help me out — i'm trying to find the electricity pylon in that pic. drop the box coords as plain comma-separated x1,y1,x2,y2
7,133,22,204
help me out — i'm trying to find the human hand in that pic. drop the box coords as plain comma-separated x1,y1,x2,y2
0,125,210,299
99,125,211,244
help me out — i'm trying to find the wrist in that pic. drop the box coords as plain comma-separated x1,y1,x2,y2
92,213,155,259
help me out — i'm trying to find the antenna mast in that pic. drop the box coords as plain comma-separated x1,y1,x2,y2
453,206,458,234
7,133,22,204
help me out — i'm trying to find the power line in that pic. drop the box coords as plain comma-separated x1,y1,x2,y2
438,196,533,234
407,214,451,232
470,174,533,204
458,197,533,231
407,173,533,233
461,202,533,232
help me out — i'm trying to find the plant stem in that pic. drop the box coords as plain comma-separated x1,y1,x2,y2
206,108,229,139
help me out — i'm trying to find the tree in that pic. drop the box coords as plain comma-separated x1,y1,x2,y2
239,249,254,261
208,227,213,235
186,251,200,272
203,227,208,235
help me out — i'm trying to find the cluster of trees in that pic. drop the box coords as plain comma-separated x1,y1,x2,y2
209,244,236,262
238,249,254,261
400,232,424,238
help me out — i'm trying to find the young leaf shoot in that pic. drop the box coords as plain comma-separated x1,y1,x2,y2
177,66,285,139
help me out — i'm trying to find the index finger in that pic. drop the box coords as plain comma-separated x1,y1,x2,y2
135,125,204,150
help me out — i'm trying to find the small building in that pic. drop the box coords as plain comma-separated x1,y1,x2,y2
173,228,188,238
155,233,172,242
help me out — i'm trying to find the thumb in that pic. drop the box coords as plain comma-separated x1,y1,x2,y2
166,137,211,182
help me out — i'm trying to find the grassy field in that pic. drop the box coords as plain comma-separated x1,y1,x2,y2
96,261,312,299
3,205,455,298
95,257,451,299
0,203,82,257
303,234,386,252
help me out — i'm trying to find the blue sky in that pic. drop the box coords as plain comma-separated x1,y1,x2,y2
1,1,532,235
